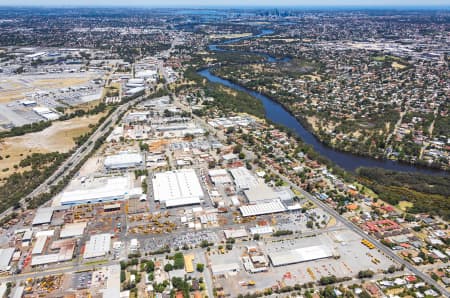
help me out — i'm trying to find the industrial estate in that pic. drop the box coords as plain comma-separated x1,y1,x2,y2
0,6,448,298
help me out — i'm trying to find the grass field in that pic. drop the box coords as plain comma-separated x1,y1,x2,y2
0,113,105,179
398,200,414,211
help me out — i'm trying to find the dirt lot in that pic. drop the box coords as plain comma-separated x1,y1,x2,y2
0,113,104,179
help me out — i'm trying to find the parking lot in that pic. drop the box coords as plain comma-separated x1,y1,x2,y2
211,230,396,296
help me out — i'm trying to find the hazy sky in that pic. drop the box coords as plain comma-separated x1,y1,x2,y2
1,0,449,7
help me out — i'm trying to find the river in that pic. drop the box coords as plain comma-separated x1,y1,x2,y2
200,30,446,175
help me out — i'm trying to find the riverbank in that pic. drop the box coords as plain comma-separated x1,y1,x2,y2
209,68,447,172
203,28,448,175
198,68,447,176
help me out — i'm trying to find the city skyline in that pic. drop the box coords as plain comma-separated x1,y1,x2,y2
1,0,450,7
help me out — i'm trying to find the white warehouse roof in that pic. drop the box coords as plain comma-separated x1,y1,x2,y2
211,262,240,275
224,228,248,239
104,152,143,170
0,248,15,271
152,169,204,207
244,182,279,203
60,222,87,238
269,245,333,267
229,167,259,190
31,236,48,255
32,207,54,225
239,199,287,217
84,234,111,259
59,175,142,206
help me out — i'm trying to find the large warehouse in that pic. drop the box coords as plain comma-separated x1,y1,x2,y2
152,169,204,208
268,245,334,267
104,152,143,170
84,234,111,259
0,248,15,272
239,199,287,217
244,182,279,203
58,175,142,206
229,167,259,190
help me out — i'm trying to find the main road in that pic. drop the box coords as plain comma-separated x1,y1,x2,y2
273,169,449,296
176,97,449,296
0,93,147,220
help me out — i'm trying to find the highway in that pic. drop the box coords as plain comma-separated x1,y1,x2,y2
1,93,446,295
0,93,146,220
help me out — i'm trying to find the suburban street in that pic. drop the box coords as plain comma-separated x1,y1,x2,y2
176,95,450,297
274,170,450,297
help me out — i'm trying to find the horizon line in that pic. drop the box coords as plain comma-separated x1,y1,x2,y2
1,4,449,9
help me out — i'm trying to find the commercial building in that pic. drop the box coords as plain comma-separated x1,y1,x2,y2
268,245,334,267
31,236,48,255
31,239,75,266
32,106,60,121
244,182,279,203
0,248,15,272
126,78,145,88
239,200,287,217
104,152,143,170
60,222,87,238
224,228,248,239
229,167,259,190
32,207,54,226
208,169,232,185
152,169,204,208
58,175,142,206
84,234,111,259
249,226,273,235
125,87,145,96
211,263,240,276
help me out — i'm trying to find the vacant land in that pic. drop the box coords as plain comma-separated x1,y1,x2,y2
0,113,104,179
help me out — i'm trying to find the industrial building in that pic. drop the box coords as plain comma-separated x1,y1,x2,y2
32,106,60,121
104,152,143,170
152,169,204,208
268,245,334,267
229,167,259,190
31,239,76,266
244,182,279,203
0,248,15,272
84,234,112,259
60,222,87,238
211,263,240,276
224,228,248,239
126,78,145,88
32,236,48,255
32,207,54,226
125,86,145,96
239,200,287,217
208,169,232,185
58,175,142,206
